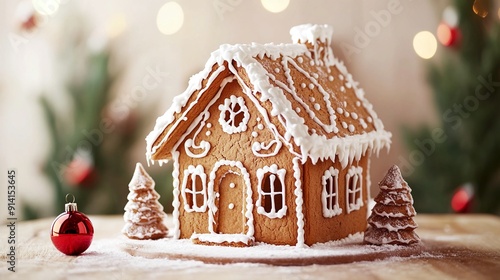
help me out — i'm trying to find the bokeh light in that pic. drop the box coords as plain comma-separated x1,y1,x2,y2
107,14,127,38
157,1,184,35
437,23,453,46
413,31,437,59
261,0,290,13
32,0,60,16
442,6,458,27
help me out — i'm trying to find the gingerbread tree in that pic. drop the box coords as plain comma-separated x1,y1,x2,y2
122,163,168,240
364,165,420,245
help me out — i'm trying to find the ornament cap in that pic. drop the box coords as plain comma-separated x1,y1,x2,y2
65,193,77,212
65,202,78,212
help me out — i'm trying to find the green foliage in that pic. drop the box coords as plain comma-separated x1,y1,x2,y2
38,47,173,219
404,0,500,214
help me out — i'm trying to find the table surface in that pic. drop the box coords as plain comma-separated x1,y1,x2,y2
1,214,500,280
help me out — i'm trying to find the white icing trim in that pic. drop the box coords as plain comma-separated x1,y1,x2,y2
346,166,363,214
276,57,339,134
370,220,417,232
290,24,334,66
184,111,211,158
146,65,227,161
191,233,254,245
207,160,254,238
256,164,287,219
292,157,305,247
181,165,207,213
171,151,181,239
218,95,250,134
251,139,282,157
321,167,342,218
231,65,302,160
182,77,238,159
146,26,391,168
366,157,372,218
146,42,391,167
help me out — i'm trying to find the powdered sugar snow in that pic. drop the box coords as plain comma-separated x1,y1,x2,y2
72,231,421,269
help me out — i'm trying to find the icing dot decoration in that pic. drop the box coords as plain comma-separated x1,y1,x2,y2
297,57,304,63
310,60,315,66
252,131,258,137
274,67,280,73
328,75,334,81
205,131,211,136
336,107,343,114
342,122,348,129
348,124,355,133
356,101,361,107
228,203,235,210
309,97,315,102
308,83,315,89
359,118,368,129
229,183,235,188
351,112,358,120
301,83,307,88
206,123,212,128
257,123,264,130
314,103,321,110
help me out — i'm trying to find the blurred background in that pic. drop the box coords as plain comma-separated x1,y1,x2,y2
0,0,499,220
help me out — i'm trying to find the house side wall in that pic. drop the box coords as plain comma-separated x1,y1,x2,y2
303,155,369,245
175,77,298,245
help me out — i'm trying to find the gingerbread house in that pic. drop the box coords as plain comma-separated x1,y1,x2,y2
146,24,391,247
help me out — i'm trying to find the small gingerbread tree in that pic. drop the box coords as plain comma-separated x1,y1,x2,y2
122,163,168,240
364,165,420,245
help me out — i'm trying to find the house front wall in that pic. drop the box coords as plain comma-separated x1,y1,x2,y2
174,75,299,245
303,155,370,245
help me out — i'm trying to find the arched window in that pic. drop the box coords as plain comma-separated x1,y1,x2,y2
346,166,363,213
256,165,287,218
181,165,207,212
321,167,342,217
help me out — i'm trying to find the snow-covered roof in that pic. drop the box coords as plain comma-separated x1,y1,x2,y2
146,24,391,167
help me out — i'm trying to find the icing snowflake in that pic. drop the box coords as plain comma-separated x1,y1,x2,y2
218,95,250,134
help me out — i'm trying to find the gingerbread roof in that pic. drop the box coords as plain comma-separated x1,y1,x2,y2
146,24,391,167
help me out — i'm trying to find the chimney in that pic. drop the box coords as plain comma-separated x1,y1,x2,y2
290,24,334,66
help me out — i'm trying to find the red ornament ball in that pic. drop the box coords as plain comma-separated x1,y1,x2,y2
51,198,94,255
451,184,474,213
64,155,96,187
437,22,461,47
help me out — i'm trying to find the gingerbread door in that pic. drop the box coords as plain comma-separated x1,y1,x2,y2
209,162,252,235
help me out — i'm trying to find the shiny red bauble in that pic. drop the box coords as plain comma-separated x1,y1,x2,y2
50,199,94,255
451,184,474,213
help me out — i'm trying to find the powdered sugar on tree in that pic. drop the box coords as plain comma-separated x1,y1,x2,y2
364,165,420,245
122,163,168,240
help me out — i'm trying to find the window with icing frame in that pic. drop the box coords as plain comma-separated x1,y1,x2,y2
181,165,207,212
321,167,342,218
218,95,250,134
346,166,364,213
256,165,287,218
